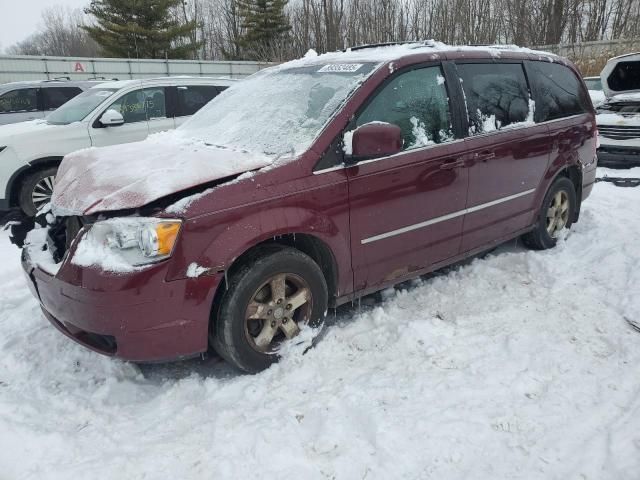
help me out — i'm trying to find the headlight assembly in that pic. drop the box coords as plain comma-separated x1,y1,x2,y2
83,217,182,267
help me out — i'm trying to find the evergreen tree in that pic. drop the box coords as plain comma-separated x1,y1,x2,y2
236,0,291,60
83,0,201,59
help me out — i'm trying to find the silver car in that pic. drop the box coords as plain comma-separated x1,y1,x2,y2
0,79,108,126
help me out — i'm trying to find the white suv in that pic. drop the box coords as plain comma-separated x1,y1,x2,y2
0,79,105,126
0,76,234,215
596,52,640,168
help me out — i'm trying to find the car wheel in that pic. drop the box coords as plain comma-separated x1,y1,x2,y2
522,177,576,250
19,166,58,216
212,245,328,373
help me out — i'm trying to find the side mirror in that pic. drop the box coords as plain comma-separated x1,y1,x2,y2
347,122,403,161
99,109,124,127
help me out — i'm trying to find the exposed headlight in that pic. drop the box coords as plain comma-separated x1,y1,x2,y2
85,217,182,266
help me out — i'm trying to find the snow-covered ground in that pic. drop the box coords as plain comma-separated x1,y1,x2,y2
2,168,640,480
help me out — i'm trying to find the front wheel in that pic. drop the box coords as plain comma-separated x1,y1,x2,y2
522,177,577,250
212,246,328,373
19,166,58,216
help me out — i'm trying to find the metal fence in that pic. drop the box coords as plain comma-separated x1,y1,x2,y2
0,55,274,84
533,38,640,75
534,38,640,57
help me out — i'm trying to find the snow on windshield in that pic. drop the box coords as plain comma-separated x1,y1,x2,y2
47,88,116,125
179,63,378,158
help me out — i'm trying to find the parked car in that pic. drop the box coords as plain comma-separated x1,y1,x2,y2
584,76,606,107
0,76,233,215
16,42,597,373
0,79,103,126
596,52,640,167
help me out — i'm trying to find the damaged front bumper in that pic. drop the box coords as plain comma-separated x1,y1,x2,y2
18,216,221,363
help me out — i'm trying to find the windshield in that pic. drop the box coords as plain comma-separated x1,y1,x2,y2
179,63,378,157
47,88,117,125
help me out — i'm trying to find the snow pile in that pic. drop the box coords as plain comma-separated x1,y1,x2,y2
1,173,640,478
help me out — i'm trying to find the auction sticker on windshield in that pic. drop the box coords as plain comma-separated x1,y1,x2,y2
318,64,364,73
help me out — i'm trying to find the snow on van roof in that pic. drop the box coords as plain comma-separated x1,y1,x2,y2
276,41,558,69
91,76,235,90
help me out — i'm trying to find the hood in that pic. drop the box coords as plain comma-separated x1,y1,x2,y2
51,132,273,216
601,52,640,98
0,119,58,142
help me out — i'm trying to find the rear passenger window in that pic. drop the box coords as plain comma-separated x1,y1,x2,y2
530,62,590,122
457,63,532,134
0,89,38,113
42,87,82,110
177,86,220,117
355,66,453,150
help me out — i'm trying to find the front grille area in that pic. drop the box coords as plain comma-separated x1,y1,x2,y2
598,125,640,140
47,216,84,262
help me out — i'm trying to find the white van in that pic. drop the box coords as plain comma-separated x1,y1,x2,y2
596,52,640,168
0,79,105,126
0,76,234,215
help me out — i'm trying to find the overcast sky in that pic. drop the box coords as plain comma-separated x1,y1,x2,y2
0,0,89,51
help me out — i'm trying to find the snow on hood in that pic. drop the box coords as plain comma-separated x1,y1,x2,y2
51,132,273,216
0,119,57,141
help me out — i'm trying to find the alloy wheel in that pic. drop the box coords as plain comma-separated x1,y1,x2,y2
546,190,570,238
244,273,313,353
31,175,55,211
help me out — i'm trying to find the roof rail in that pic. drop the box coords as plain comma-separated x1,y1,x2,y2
467,43,522,49
347,39,439,52
47,76,71,81
88,76,119,81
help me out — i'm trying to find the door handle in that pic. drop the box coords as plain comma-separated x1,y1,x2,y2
474,151,496,162
439,158,467,170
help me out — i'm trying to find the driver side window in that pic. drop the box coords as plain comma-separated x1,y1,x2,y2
107,88,166,124
355,66,454,150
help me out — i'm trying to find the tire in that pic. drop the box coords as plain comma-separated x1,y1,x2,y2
19,166,58,216
211,245,328,373
521,177,576,250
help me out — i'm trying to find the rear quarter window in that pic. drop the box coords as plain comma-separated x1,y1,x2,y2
530,62,590,122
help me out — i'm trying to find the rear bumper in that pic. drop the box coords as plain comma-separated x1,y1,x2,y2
597,145,640,168
22,249,221,362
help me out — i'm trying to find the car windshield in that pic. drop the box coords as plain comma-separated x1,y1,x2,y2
46,88,117,125
179,63,378,157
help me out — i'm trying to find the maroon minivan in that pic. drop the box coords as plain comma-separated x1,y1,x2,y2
17,42,597,372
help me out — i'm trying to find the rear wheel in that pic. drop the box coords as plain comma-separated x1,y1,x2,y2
212,246,328,373
522,177,576,250
19,166,58,216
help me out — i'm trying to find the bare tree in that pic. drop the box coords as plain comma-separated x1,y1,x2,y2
7,7,99,57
